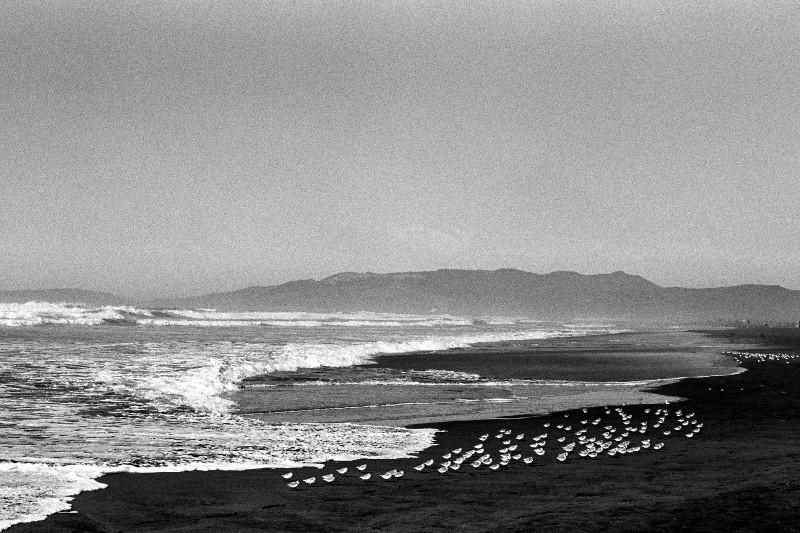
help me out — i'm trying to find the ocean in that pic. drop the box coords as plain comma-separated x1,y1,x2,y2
0,302,740,530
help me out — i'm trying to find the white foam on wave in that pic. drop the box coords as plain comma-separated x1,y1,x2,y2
248,376,699,388
137,318,475,328
164,309,470,323
0,311,629,530
0,302,152,327
148,309,476,327
0,303,483,328
0,419,438,531
0,463,107,531
108,328,602,416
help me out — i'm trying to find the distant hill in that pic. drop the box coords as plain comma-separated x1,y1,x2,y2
0,289,124,306
160,269,800,323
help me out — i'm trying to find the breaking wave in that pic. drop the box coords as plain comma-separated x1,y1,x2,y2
0,420,437,531
0,302,152,326
0,303,482,328
97,328,614,416
0,305,633,530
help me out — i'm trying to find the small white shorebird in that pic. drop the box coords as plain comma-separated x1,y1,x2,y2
424,459,434,466
303,477,316,484
359,473,371,480
322,474,335,482
356,464,367,471
287,481,300,489
281,472,293,479
414,464,425,471
380,472,393,480
336,467,348,474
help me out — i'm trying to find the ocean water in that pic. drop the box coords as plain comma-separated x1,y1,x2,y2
0,302,737,530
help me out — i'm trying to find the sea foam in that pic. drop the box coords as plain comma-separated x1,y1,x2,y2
0,307,627,530
87,328,587,416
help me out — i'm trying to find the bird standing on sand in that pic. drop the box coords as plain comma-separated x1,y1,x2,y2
322,474,335,482
281,472,293,479
359,473,371,480
287,481,300,489
336,467,348,474
356,464,367,471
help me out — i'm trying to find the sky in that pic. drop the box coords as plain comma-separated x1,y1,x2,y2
1,0,799,298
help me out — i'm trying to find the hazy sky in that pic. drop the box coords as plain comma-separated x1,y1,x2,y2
2,1,799,298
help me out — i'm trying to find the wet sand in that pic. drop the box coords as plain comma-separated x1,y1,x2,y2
10,328,800,532
233,330,737,426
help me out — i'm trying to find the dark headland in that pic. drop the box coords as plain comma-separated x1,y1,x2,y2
13,327,800,533
161,269,800,323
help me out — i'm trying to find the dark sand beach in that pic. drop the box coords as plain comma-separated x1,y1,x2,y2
11,328,800,533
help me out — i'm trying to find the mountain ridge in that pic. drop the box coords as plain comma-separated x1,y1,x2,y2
156,269,799,322
2,270,797,323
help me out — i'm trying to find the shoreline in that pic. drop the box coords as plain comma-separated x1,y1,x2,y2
234,329,740,427
9,328,800,532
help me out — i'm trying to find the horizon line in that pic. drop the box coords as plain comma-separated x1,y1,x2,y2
1,267,796,301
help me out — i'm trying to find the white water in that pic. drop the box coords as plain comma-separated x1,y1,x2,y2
0,303,624,530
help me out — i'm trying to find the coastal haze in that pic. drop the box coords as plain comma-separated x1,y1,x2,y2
3,269,799,322
168,269,800,322
2,1,799,298
3,2,800,532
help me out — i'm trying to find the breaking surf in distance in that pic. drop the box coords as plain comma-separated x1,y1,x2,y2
0,302,534,328
0,306,737,530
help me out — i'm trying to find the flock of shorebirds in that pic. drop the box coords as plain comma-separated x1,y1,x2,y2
724,350,800,364
281,404,704,489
